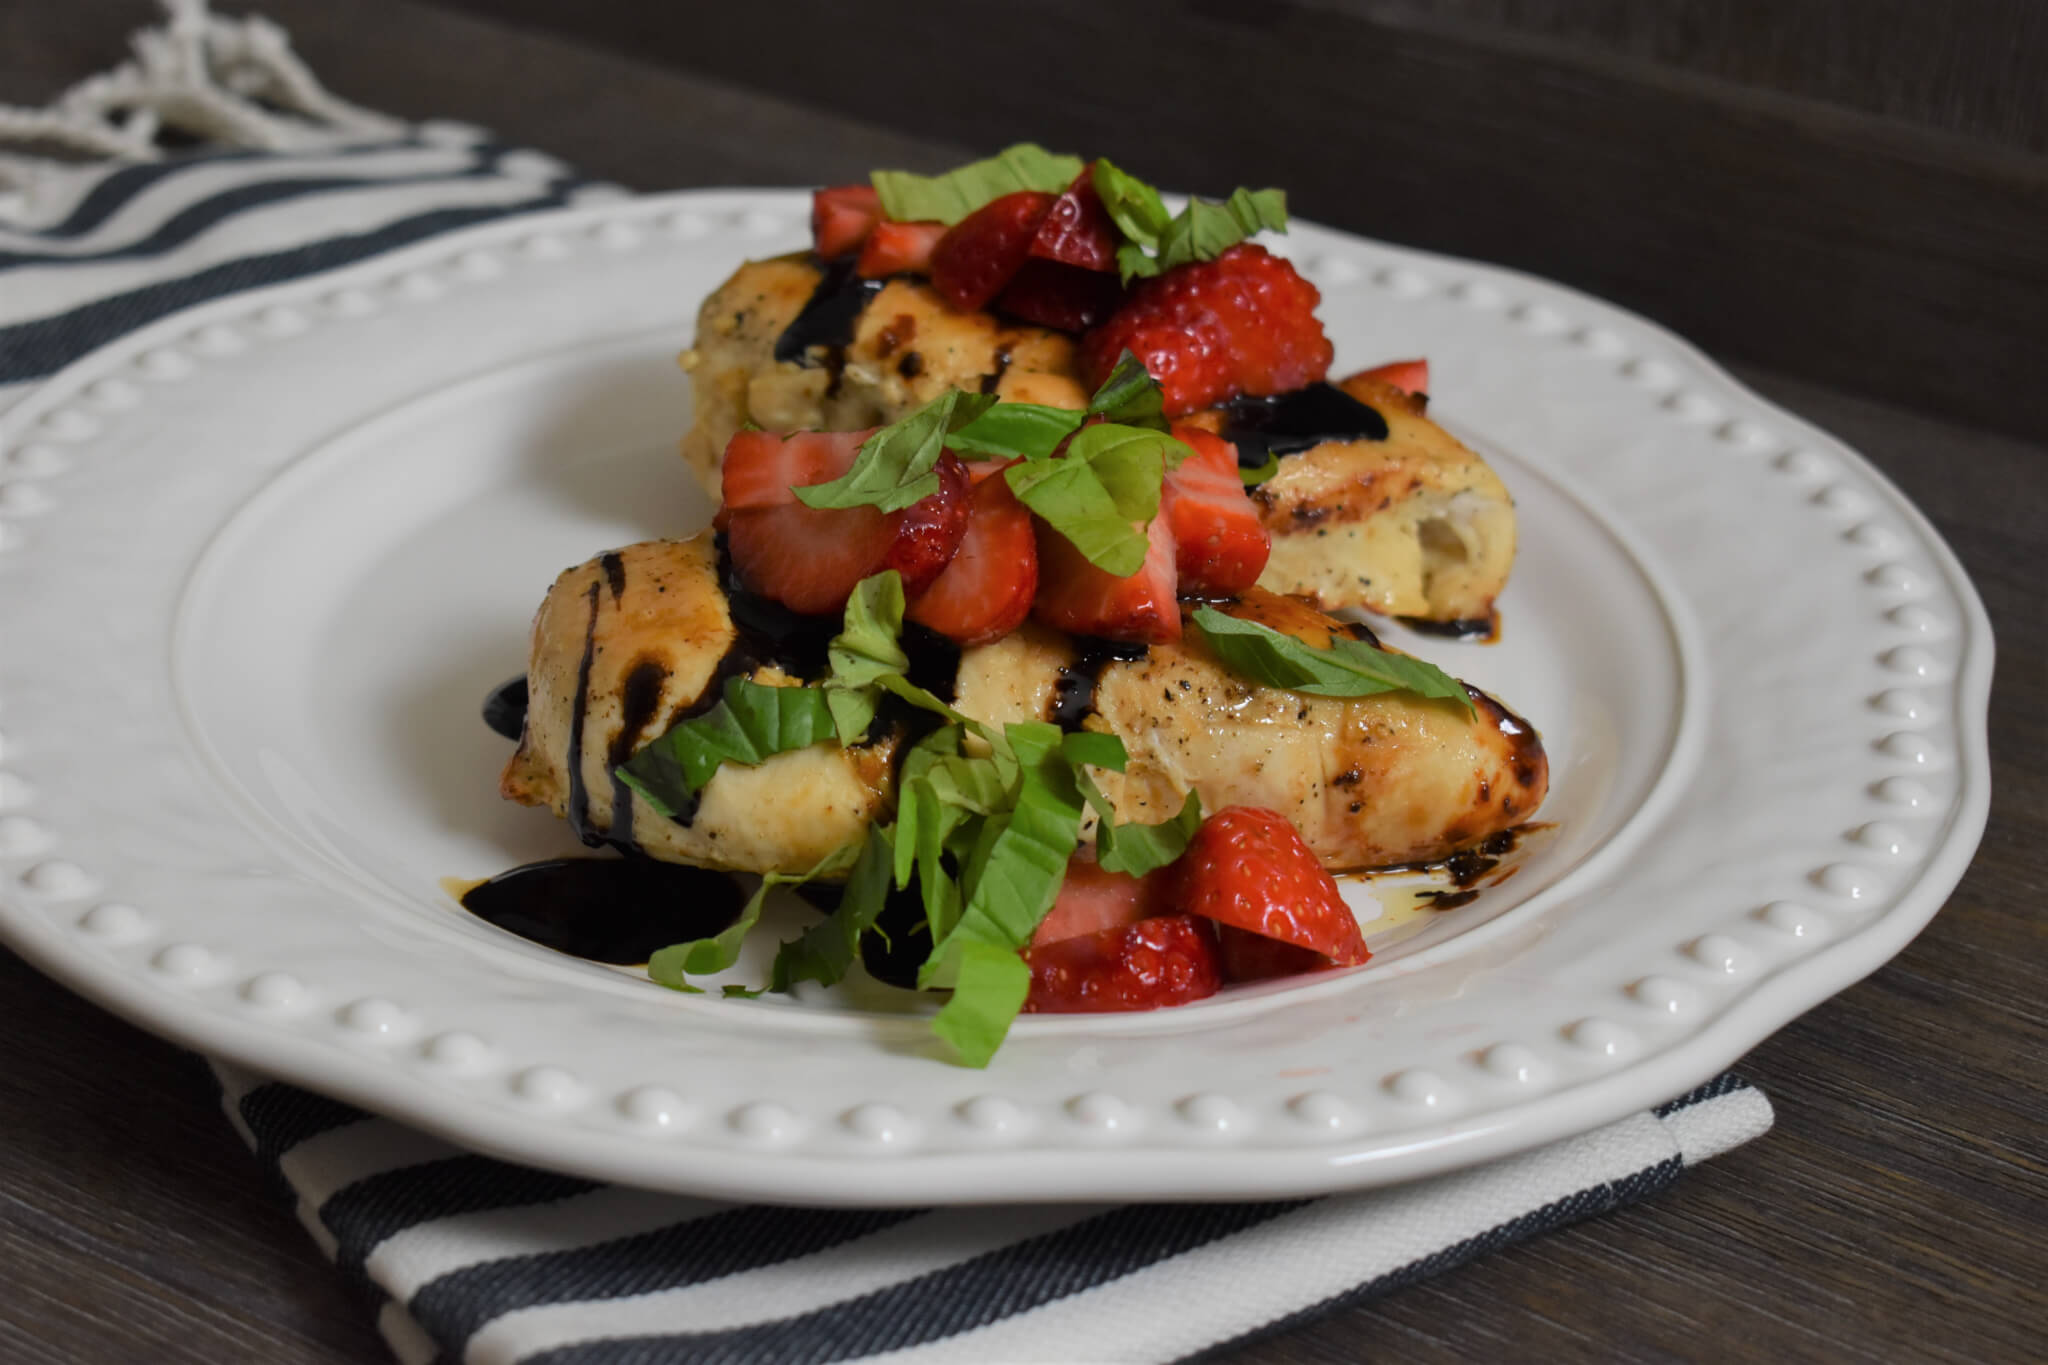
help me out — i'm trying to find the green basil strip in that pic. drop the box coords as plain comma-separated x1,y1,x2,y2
1189,606,1474,713
872,144,1085,225
794,391,997,513
617,676,839,816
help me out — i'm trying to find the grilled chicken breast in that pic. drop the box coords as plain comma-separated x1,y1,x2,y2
1200,375,1518,624
500,537,898,873
678,255,1516,623
504,537,1545,875
680,256,1088,494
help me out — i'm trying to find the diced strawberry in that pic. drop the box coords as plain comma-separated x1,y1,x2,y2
1023,914,1222,1013
929,190,1055,312
724,501,904,615
856,219,947,279
995,259,1123,332
1030,508,1182,645
722,434,970,612
906,468,1037,645
721,428,870,510
883,453,972,597
1162,426,1269,596
1030,854,1172,948
1028,169,1118,272
1214,922,1340,983
812,184,882,261
1353,358,1429,396
1081,244,1333,416
1177,807,1370,965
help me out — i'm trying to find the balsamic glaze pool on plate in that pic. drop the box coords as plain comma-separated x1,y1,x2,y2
459,857,745,965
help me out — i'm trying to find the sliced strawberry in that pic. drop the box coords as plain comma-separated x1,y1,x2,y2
856,219,947,279
1353,358,1429,396
1030,508,1181,645
1028,169,1117,272
882,453,971,597
723,434,969,612
906,468,1037,645
1177,806,1370,964
721,428,870,510
995,259,1123,332
1023,914,1221,1013
1082,244,1332,416
725,501,903,615
929,190,1055,312
1029,854,1172,948
1162,426,1270,596
1214,922,1340,983
812,184,882,261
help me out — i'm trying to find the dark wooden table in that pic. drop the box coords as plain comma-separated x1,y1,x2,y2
3,3,2042,1361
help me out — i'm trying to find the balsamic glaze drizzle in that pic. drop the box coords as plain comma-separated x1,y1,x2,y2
482,676,528,741
564,582,603,847
1398,615,1498,643
1050,636,1150,731
459,857,746,964
773,257,886,367
605,657,670,847
1376,828,1521,887
1218,383,1389,468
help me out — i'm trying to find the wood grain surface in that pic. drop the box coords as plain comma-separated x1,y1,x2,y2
2,2,2042,1362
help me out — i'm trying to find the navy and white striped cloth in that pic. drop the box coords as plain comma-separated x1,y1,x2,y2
5,43,1775,1364
0,125,618,413
212,1061,1771,1365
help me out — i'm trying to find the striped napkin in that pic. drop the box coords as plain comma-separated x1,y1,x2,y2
8,7,1776,1362
213,1062,1772,1365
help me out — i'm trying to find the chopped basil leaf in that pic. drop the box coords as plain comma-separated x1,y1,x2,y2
769,827,894,992
616,676,839,815
1189,606,1474,713
1066,733,1202,877
1085,350,1169,431
893,725,1015,938
823,571,909,744
1060,729,1127,772
1004,423,1193,576
947,402,1086,459
794,390,996,513
929,939,1032,1068
871,143,1085,225
647,838,862,991
1113,183,1290,283
1239,450,1281,486
1116,243,1161,283
918,721,1087,993
1155,188,1288,274
1090,158,1171,251
1004,454,1147,576
1077,775,1204,879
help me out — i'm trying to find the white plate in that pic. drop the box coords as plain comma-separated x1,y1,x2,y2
0,192,1990,1204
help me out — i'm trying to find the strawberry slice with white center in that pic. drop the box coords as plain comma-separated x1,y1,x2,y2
812,184,883,261
906,465,1038,645
724,502,904,615
1162,426,1270,596
721,429,868,509
856,219,947,279
1030,509,1181,645
1029,854,1172,948
720,428,970,613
